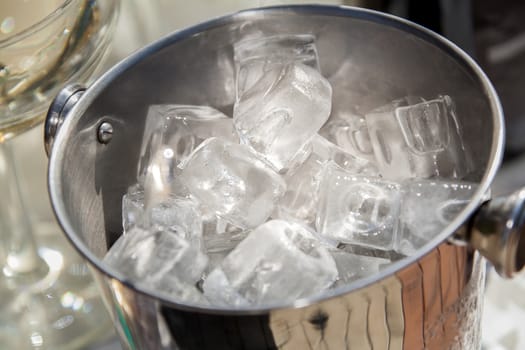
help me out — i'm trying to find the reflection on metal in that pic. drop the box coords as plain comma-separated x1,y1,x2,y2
97,121,114,144
90,242,485,349
470,188,525,278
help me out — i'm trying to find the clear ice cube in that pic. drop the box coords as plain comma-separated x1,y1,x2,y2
319,112,376,162
104,227,208,302
150,272,208,305
202,220,337,307
316,162,401,250
311,135,379,176
274,151,325,224
234,34,320,98
137,104,237,183
137,141,193,214
203,229,249,274
329,248,390,287
122,185,144,232
397,180,477,254
275,135,377,224
122,187,203,249
233,63,332,172
178,137,286,229
202,216,243,237
365,95,472,180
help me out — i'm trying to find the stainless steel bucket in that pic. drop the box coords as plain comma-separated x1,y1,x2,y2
44,5,525,350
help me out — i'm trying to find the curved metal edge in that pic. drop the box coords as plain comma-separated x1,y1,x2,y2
44,84,86,157
47,4,505,314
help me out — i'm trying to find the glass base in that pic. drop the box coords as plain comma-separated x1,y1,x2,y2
0,222,114,349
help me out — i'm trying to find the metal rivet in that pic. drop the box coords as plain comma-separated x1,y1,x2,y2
97,122,113,144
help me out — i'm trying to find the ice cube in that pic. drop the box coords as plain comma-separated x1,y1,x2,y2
311,135,379,176
140,144,192,212
365,95,472,180
202,220,337,307
234,63,332,172
137,104,237,183
179,137,286,229
329,248,390,287
202,216,243,237
203,229,249,274
274,151,325,224
121,186,203,249
316,162,401,250
104,227,208,302
203,229,249,255
234,34,320,98
337,243,406,261
122,185,144,232
397,180,477,254
150,272,208,305
319,112,376,162
275,135,377,224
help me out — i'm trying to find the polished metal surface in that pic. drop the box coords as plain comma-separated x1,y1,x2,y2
90,243,484,349
471,188,525,278
44,83,85,156
46,5,506,349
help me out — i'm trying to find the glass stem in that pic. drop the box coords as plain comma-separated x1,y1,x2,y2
0,139,44,277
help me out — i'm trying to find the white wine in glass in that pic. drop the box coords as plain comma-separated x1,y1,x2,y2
0,0,120,348
0,0,117,140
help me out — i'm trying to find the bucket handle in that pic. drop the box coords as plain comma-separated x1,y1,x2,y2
454,188,525,278
44,84,85,157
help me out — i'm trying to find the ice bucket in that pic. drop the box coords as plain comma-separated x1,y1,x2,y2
44,5,525,350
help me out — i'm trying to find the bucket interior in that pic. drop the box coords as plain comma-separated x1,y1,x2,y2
48,6,502,307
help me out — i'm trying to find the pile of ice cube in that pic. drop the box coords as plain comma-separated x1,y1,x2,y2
104,34,476,307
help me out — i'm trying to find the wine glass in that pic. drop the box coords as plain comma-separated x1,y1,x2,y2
0,1,120,348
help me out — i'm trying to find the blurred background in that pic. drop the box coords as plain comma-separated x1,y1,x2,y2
3,0,525,349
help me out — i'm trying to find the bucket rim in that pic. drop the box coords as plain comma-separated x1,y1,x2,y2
47,4,504,314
